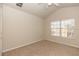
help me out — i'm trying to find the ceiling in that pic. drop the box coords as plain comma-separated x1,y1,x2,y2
5,3,79,18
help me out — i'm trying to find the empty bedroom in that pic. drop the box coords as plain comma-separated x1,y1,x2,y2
0,3,79,56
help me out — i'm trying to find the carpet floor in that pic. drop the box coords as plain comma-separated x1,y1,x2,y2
3,40,79,56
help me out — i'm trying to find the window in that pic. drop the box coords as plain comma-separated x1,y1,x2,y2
51,19,75,38
51,21,60,36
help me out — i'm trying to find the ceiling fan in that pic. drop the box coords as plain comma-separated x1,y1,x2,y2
38,3,60,8
16,3,23,7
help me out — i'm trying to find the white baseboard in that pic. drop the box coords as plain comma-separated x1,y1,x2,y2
3,39,79,53
3,39,43,53
47,39,79,48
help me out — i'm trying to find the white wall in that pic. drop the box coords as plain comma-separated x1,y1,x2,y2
3,5,44,52
45,6,79,48
0,5,2,55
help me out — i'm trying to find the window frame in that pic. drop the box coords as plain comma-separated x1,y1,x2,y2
50,19,75,38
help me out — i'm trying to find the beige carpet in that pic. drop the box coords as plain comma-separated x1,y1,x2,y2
3,40,79,56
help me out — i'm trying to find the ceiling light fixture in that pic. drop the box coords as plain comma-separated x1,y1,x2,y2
48,3,52,5
38,3,59,8
47,3,60,7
